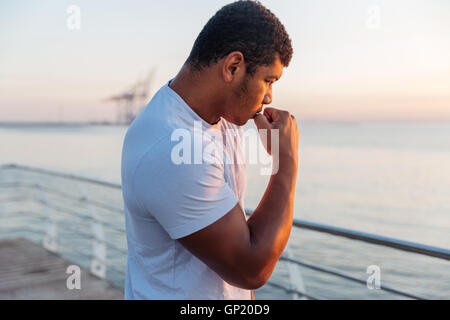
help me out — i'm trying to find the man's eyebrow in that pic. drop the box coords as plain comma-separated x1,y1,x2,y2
267,75,280,81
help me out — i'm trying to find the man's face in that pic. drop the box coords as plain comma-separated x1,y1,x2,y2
224,55,284,126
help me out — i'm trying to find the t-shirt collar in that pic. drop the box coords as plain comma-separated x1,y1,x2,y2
166,79,222,131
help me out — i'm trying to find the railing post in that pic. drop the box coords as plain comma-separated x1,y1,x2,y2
77,182,107,279
283,243,307,300
41,189,58,252
0,167,4,217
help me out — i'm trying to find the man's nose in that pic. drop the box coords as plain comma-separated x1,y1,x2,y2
263,87,272,104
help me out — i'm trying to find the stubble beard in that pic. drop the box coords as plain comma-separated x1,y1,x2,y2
232,73,251,113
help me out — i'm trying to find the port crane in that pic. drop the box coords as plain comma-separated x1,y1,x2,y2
104,68,155,124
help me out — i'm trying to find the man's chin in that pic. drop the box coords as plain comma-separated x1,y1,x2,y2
238,118,251,126
223,116,248,126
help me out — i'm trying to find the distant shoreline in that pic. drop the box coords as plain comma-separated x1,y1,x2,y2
1,120,450,127
0,122,124,127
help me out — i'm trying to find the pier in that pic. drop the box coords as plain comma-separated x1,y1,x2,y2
0,237,123,299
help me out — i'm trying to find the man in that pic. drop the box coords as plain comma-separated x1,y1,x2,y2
121,0,298,299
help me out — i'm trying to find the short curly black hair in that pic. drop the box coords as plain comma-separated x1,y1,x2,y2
186,0,293,76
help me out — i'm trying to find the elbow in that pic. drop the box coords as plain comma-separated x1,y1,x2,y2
239,250,275,289
224,265,271,290
217,244,275,290
244,273,269,290
232,251,275,290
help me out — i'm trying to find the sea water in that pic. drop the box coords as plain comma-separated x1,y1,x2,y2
0,122,449,299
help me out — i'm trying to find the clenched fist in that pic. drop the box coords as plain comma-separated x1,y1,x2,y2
254,107,299,173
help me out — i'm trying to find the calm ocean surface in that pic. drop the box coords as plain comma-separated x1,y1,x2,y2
0,122,449,299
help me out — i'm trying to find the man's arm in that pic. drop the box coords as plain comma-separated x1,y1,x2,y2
178,108,299,290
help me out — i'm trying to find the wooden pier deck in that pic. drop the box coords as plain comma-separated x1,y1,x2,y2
0,238,124,299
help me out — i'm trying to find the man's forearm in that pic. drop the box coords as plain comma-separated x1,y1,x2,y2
246,159,297,282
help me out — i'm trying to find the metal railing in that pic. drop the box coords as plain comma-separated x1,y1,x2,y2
0,163,449,300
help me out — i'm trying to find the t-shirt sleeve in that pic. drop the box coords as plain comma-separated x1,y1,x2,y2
131,137,238,239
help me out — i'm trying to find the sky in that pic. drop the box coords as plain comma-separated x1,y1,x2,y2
1,0,449,122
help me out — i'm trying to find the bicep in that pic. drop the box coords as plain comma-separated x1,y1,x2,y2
177,202,258,289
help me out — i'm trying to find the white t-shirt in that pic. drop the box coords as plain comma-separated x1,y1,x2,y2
121,79,250,299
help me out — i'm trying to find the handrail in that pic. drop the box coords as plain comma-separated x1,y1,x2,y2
0,182,124,214
292,219,450,261
0,163,121,189
245,210,450,261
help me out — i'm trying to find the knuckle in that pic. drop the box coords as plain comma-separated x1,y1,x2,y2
280,111,289,120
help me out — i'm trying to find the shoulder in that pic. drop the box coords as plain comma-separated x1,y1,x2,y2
133,130,226,182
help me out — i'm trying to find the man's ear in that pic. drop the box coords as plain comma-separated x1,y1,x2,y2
222,51,245,83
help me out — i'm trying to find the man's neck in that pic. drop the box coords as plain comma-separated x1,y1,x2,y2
169,65,223,125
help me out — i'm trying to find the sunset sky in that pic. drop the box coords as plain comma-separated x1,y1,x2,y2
1,0,449,122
